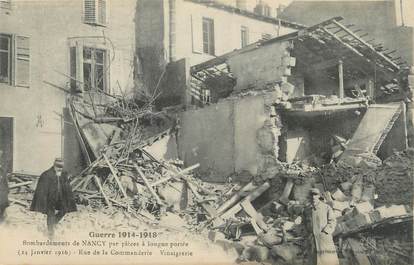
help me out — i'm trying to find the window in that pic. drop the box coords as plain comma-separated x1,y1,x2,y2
241,26,249,48
0,34,30,87
83,47,106,91
84,0,107,26
70,43,108,93
0,35,11,84
202,18,215,55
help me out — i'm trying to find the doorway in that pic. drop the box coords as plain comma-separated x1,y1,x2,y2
0,117,13,175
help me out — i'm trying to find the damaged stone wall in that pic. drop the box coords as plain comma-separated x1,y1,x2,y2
178,93,281,181
227,41,295,92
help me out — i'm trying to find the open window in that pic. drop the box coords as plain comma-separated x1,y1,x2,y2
0,33,30,87
70,42,109,93
83,0,108,26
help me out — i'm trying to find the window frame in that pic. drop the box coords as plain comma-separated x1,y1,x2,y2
70,41,109,93
0,33,30,87
202,17,215,56
82,46,107,92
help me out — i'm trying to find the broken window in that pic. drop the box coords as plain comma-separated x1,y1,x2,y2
83,47,107,91
241,26,249,48
202,17,215,55
0,34,30,87
83,0,107,26
70,43,108,93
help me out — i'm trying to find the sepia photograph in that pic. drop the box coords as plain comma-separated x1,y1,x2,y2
0,0,413,264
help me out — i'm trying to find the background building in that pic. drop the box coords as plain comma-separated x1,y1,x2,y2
279,0,414,146
136,0,303,107
0,0,137,175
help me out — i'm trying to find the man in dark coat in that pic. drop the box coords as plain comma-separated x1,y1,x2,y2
0,150,9,223
303,188,339,265
30,158,77,236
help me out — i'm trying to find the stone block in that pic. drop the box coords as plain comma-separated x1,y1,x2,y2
331,188,350,202
352,201,374,215
332,200,351,212
371,205,408,220
258,230,283,248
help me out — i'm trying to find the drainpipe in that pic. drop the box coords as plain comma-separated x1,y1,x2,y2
338,60,344,99
169,0,176,62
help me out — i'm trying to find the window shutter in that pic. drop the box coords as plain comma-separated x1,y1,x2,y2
97,0,107,25
70,42,84,92
191,15,202,54
84,0,96,24
14,35,30,87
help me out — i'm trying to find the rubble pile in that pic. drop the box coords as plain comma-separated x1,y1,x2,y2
375,148,414,206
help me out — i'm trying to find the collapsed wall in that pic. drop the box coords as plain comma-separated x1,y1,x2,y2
177,92,283,181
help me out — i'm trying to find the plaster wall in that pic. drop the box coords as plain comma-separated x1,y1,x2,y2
0,0,136,174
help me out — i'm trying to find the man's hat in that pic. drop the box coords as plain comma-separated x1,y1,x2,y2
310,188,321,195
54,158,63,168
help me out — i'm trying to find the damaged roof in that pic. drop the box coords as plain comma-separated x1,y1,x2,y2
191,17,404,76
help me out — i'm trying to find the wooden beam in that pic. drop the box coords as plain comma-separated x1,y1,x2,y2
150,163,200,187
339,60,344,99
186,180,217,217
9,198,29,207
103,154,128,198
279,180,295,205
134,164,164,206
93,176,112,207
321,28,364,58
241,200,268,231
9,181,32,189
331,20,400,70
347,238,372,265
216,181,256,214
220,182,270,220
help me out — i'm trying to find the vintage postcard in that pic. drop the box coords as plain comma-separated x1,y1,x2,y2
0,0,413,264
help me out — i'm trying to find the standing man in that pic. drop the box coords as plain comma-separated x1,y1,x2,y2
30,158,77,237
303,188,339,265
0,150,9,223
